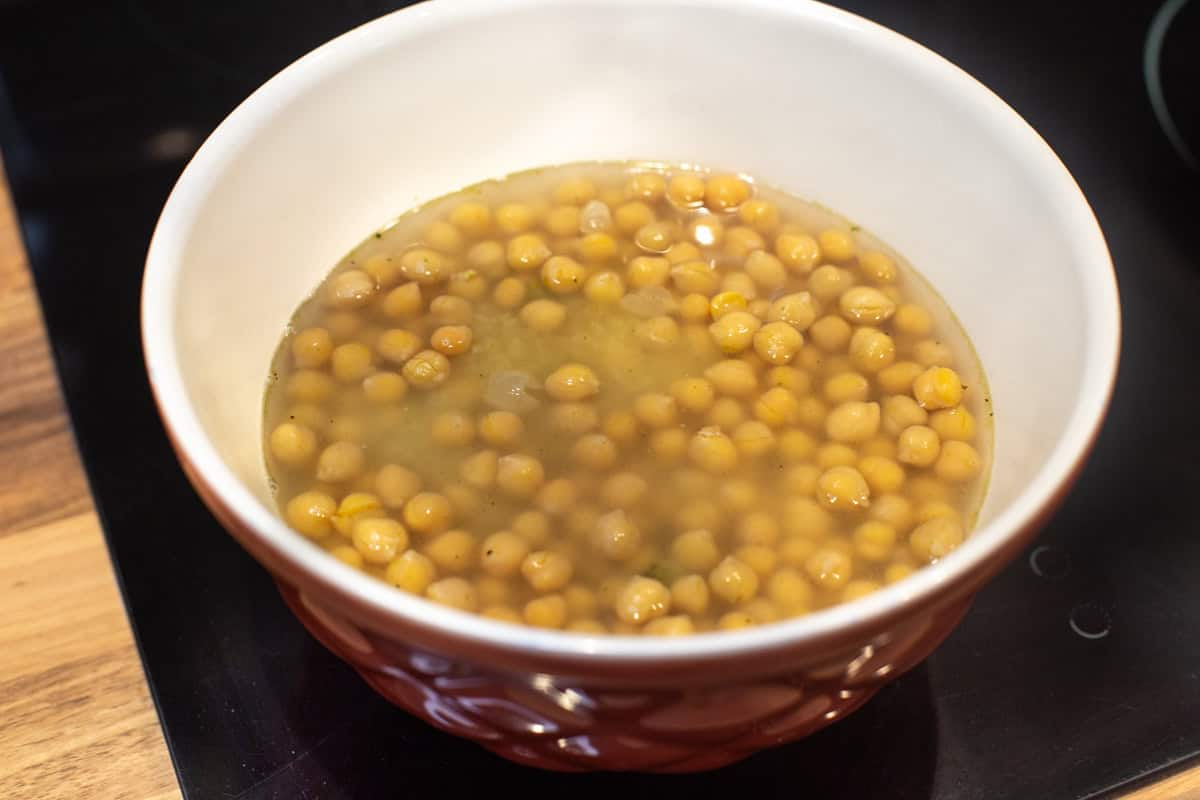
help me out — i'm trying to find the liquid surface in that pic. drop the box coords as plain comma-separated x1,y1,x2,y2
263,162,991,635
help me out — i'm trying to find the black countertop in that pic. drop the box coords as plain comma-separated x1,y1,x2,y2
3,1,1199,797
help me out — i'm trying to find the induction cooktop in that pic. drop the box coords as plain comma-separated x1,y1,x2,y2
2,1,1199,798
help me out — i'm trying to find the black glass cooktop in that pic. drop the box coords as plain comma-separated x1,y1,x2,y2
3,1,1199,797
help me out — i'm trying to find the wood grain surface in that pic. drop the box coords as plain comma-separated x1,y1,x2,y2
0,163,181,800
0,161,1194,798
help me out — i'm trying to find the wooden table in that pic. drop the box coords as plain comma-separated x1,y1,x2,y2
0,164,1192,800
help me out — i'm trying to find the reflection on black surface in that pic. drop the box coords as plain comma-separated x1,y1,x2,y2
1,1,1199,798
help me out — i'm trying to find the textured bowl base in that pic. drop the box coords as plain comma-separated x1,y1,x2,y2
279,582,971,772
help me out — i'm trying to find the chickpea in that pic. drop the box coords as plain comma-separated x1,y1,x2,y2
459,449,498,489
705,397,745,429
667,529,717,573
362,371,407,404
519,298,567,332
753,386,801,428
285,491,337,538
602,410,639,445
510,510,550,546
642,616,694,636
329,544,364,569
732,420,776,458
625,172,666,201
426,577,477,612
491,276,526,309
777,429,817,464
913,366,965,410
916,500,960,524
578,232,618,263
839,286,897,324
753,321,804,364
637,316,680,351
824,371,870,404
686,216,723,248
815,228,855,262
708,556,760,604
525,402,588,438
894,303,934,336
667,173,706,208
447,201,492,238
402,490,455,535
883,394,929,435
540,255,587,294
849,327,896,373
589,509,642,561
858,455,906,494
478,410,523,447
930,406,977,441
668,377,715,413
463,241,505,279
495,203,536,235
685,426,738,474
647,428,687,463
794,395,829,430
670,259,720,295
572,433,619,470
877,361,925,395
767,568,813,614
809,315,853,352
521,550,574,593
291,327,333,368
496,454,545,497
709,291,748,320
536,477,579,514
545,363,600,401
423,529,477,573
402,349,451,389
775,233,821,273
854,520,897,562
269,422,317,468
315,441,364,483
325,269,377,309
386,549,436,594
936,440,982,482
627,255,671,288
826,401,881,443
910,517,965,563
330,342,372,383
584,270,625,304
352,517,408,564
805,547,853,590
872,494,915,533
912,339,955,367
521,594,567,629
362,254,400,290
738,198,780,233
858,250,896,283
704,359,758,397
377,329,421,365
552,176,596,205
430,324,473,356
542,205,580,238
506,233,551,271
431,411,475,447
668,575,709,616
816,465,871,511
897,425,941,467
723,226,766,260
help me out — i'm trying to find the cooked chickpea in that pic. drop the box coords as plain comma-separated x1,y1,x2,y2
897,425,941,467
709,291,748,320
858,455,906,494
578,232,619,263
670,260,719,294
930,406,977,441
285,491,337,538
352,517,408,564
269,422,318,468
704,359,758,396
910,517,965,563
809,265,855,303
424,529,477,572
733,420,775,458
854,520,897,562
626,255,670,289
883,394,929,434
935,440,982,482
590,509,642,561
496,454,545,497
521,550,574,593
894,303,934,336
330,342,372,383
402,491,453,534
849,327,896,373
753,321,803,365
637,316,680,351
816,465,871,512
739,198,780,234
506,233,551,271
527,406,589,440
425,577,477,611
386,549,436,594
913,366,964,410
775,233,820,273
401,349,451,389
809,315,853,352
824,371,870,404
912,339,955,367
753,386,801,428
315,441,364,483
826,400,881,443
805,547,853,590
325,269,377,309
459,449,498,489
541,363,598,401
536,477,578,514
362,371,407,404
430,325,473,356
858,250,896,283
872,494,915,533
478,410,523,448
292,327,333,368
877,361,925,395
494,203,536,235
708,556,759,604
766,568,813,614
667,173,706,208
817,228,856,262
540,255,586,294
431,411,475,447
572,433,619,470
518,298,567,333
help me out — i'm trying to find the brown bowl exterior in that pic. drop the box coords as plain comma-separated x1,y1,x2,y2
166,414,1088,770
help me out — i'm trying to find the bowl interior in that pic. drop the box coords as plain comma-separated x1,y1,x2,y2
145,0,1116,644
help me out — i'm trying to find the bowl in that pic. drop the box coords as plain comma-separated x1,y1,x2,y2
141,0,1120,772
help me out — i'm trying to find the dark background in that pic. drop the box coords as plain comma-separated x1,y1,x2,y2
2,1,1199,797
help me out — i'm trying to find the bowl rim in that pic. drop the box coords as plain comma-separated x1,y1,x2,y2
141,0,1121,664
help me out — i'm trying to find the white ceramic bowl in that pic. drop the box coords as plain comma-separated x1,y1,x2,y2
142,0,1120,771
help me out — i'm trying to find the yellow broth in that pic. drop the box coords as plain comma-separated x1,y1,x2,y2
262,162,991,635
